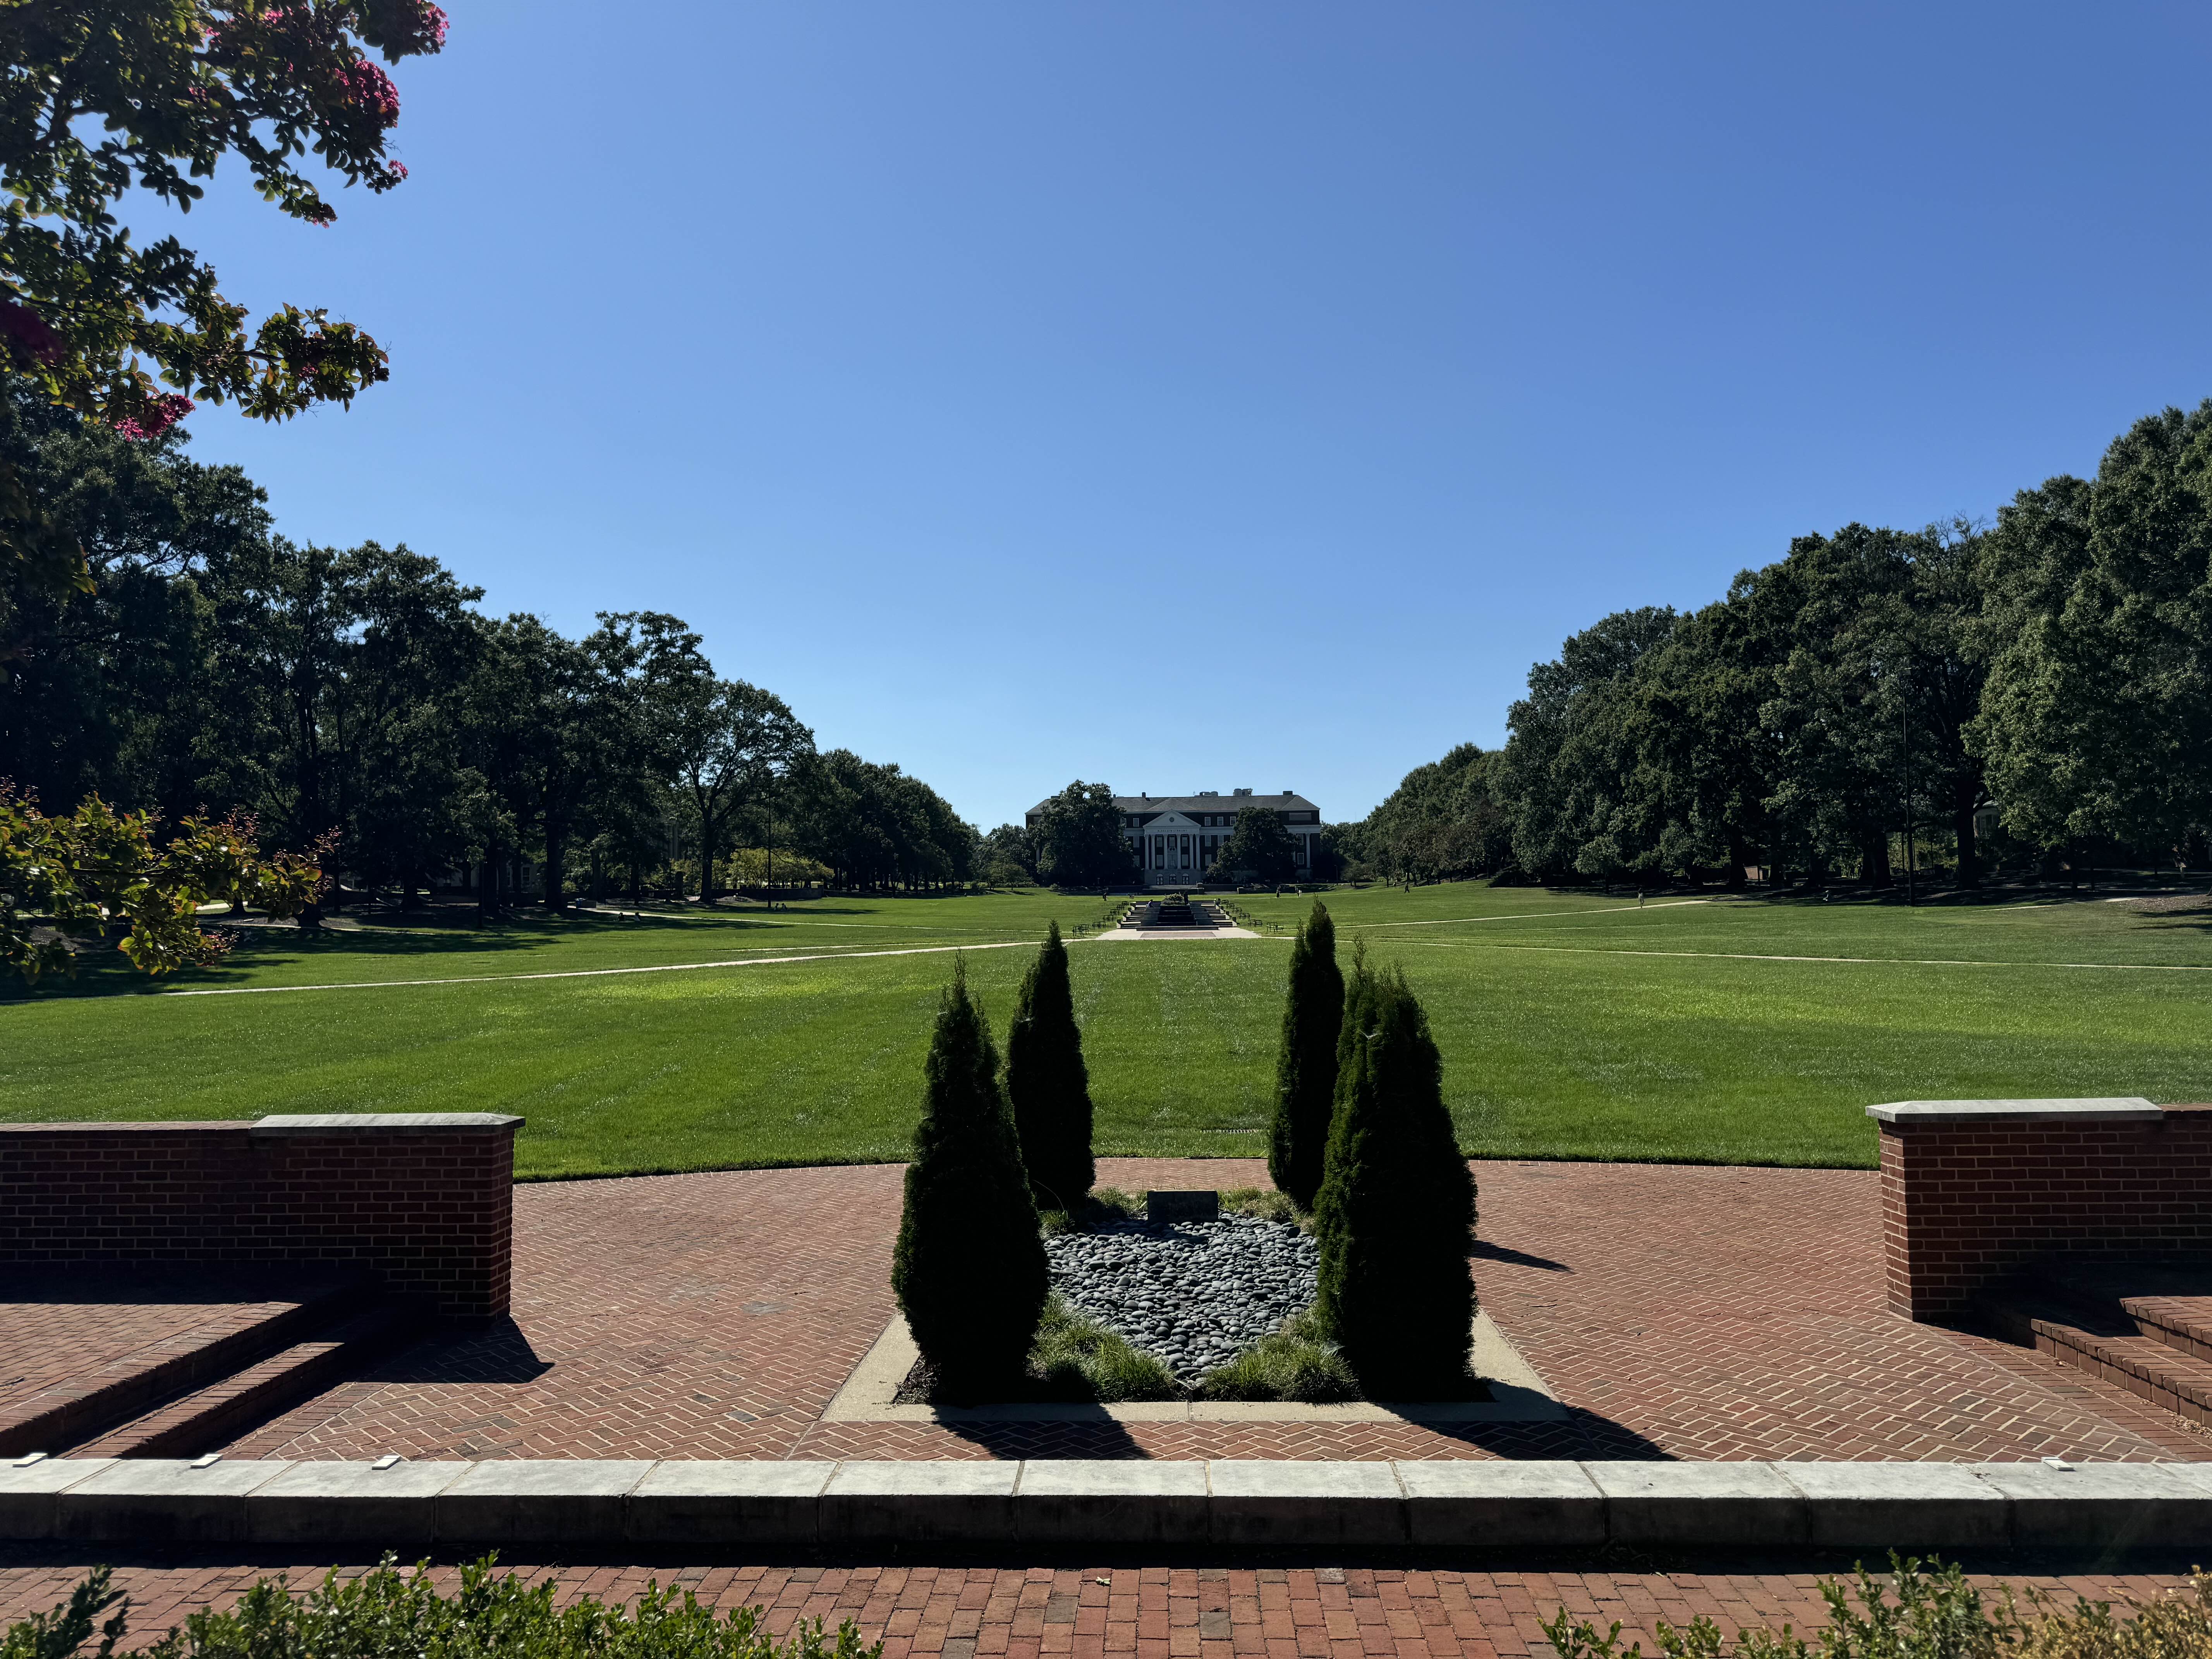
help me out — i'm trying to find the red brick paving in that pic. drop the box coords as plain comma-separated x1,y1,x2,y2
0,1553,2200,1658
208,1157,2212,1464
4,1273,291,1416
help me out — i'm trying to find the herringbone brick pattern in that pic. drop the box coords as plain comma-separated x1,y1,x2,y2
221,1158,2212,1464
0,1551,2198,1659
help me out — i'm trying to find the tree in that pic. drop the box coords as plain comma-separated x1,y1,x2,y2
1004,921,1095,1211
667,672,813,905
891,957,1049,1398
1032,780,1131,888
0,395,268,812
1268,899,1343,1209
790,749,974,892
0,0,448,662
978,822,1036,886
1972,404,2212,865
1496,606,1678,879
1209,804,1297,884
1,786,320,982
1349,746,1511,885
1312,966,1477,1399
340,543,481,903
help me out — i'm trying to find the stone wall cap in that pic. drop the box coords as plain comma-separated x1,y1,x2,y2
249,1113,525,1135
1867,1097,2162,1124
0,1121,254,1134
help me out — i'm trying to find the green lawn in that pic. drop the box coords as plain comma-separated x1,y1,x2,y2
4,883,2208,1178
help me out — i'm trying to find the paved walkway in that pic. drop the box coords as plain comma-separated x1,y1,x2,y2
217,1158,2210,1465
0,1552,2197,1657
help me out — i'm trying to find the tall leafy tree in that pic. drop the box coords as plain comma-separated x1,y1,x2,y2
1972,404,2212,864
0,0,447,665
1267,900,1343,1209
1209,804,1297,884
1497,606,1678,878
0,397,266,813
1004,921,1095,1211
340,543,481,903
1032,780,1131,889
667,668,813,904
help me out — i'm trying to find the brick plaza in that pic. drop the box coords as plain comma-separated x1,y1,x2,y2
172,1155,2205,1464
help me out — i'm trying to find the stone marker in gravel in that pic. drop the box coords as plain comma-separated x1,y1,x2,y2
1045,1214,1317,1383
1146,1189,1220,1223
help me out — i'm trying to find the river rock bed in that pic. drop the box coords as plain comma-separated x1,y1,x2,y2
1045,1213,1317,1382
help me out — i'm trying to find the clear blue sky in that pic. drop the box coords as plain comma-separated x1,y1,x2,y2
163,2,2212,828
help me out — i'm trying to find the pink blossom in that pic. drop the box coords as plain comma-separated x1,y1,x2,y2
113,394,194,441
337,58,400,125
385,158,408,180
0,301,64,365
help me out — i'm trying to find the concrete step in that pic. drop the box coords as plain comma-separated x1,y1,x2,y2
0,1273,374,1458
66,1305,425,1460
8,1456,2212,1553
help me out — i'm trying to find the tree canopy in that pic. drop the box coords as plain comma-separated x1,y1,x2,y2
1209,804,1297,884
1340,396,2212,886
0,0,447,666
1031,780,1130,889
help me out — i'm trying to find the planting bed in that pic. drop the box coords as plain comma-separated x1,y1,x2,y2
1045,1212,1318,1383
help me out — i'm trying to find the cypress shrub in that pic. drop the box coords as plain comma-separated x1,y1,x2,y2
1311,966,1478,1399
1267,900,1344,1209
892,957,1048,1398
1005,921,1096,1210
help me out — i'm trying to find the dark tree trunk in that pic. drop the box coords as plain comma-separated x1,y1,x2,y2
479,843,500,922
1861,831,1893,888
543,826,565,911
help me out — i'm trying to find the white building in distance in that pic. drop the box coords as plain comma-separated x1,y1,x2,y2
1025,788,1324,886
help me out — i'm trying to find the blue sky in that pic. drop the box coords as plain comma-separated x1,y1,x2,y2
165,2,2212,828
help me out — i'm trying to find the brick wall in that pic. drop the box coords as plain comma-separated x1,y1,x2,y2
0,1114,521,1320
1876,1102,2212,1321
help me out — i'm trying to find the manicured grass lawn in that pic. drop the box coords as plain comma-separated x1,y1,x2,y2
4,883,2208,1177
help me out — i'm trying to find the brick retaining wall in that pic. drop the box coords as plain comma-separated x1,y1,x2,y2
1872,1099,2212,1321
0,1115,521,1320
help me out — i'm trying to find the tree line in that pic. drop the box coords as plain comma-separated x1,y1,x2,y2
1336,399,2212,888
0,396,979,911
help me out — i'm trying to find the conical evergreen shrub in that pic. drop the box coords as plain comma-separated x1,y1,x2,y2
1311,966,1478,1399
892,957,1049,1398
1005,921,1096,1210
1267,900,1343,1210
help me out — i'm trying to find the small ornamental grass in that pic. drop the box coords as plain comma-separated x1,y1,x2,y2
3,1558,879,1659
1221,1186,1306,1228
1040,1186,1146,1234
1543,1556,2212,1659
1194,1305,1357,1403
1028,1292,1180,1401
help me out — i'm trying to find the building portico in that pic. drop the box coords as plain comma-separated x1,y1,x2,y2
1027,788,1324,888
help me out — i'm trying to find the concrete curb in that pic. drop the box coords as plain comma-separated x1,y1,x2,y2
819,1316,1566,1424
7,1458,2212,1551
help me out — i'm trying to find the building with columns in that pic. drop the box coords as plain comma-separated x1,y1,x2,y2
1025,788,1324,887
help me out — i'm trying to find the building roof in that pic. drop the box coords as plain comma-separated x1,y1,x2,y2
1026,792,1319,819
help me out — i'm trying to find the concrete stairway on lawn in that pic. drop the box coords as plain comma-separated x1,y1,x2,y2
1975,1257,2212,1431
